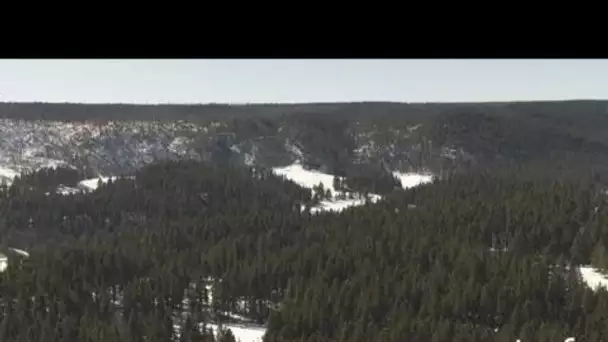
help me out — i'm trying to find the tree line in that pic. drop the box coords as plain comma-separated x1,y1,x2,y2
0,161,606,341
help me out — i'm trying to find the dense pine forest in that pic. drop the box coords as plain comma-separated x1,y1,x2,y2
0,101,607,341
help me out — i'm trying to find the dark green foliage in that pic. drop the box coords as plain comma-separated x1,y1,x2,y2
2,100,608,340
8,100,608,183
0,159,606,341
342,164,401,195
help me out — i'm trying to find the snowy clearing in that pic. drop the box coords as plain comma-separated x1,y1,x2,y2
0,166,19,184
392,171,433,189
206,323,266,342
169,278,267,342
273,163,434,213
78,176,134,191
56,186,82,195
310,195,383,214
272,163,338,193
78,177,118,191
272,163,381,213
579,266,608,291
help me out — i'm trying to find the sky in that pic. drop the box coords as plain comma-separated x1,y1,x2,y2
0,59,606,104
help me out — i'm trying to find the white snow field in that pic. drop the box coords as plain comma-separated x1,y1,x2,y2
579,266,608,291
273,163,433,213
166,278,267,342
272,163,337,193
310,195,383,214
0,166,19,184
206,323,266,342
56,186,82,195
78,176,134,191
272,163,381,213
78,177,118,191
392,171,434,189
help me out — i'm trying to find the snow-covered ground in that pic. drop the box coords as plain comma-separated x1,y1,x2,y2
579,266,608,291
56,186,82,195
0,248,30,272
272,163,338,193
273,162,434,213
272,163,380,213
392,171,433,189
0,254,7,272
206,323,266,342
78,176,134,191
171,278,267,342
310,195,383,214
0,166,19,185
78,177,117,191
10,248,29,258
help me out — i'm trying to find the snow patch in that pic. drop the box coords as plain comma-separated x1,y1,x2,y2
407,124,422,132
56,186,82,195
272,163,381,213
78,176,134,191
0,248,29,272
285,141,304,159
392,172,433,189
272,163,337,192
579,266,608,291
10,248,29,258
244,153,255,166
78,177,115,191
0,167,19,182
274,163,433,213
0,253,7,272
206,323,266,342
310,195,383,214
441,147,459,160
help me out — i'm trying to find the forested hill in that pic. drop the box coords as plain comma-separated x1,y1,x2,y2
2,160,608,341
0,101,608,341
0,100,608,186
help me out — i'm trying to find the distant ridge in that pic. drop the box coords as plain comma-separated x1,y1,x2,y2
0,100,607,122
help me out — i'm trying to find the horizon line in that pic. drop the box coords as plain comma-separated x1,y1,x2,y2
0,99,605,106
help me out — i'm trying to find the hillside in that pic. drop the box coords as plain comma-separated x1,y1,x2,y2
0,101,607,341
1,160,608,341
0,100,607,188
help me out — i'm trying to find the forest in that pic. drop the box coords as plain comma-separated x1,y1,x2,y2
0,159,605,341
0,101,607,341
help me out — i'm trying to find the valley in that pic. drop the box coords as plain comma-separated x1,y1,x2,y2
0,101,608,341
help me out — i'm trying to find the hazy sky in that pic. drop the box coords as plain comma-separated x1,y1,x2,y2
0,59,606,104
